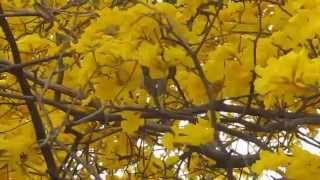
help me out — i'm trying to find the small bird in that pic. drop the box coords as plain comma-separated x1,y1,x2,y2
33,2,55,22
163,0,177,4
141,65,176,108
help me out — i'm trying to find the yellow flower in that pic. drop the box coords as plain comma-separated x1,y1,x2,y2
121,112,144,135
162,119,214,149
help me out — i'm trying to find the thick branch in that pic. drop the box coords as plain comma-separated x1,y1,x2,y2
0,4,58,178
192,145,259,168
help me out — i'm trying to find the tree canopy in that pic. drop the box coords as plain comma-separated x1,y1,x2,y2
1,0,320,179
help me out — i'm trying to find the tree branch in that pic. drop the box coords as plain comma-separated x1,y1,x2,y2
0,4,58,179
